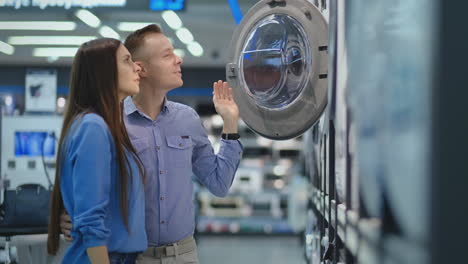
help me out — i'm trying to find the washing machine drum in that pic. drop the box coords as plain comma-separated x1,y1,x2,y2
226,0,328,140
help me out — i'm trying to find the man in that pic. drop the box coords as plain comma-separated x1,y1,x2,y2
61,24,243,263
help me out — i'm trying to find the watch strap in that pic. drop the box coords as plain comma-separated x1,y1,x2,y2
221,133,240,140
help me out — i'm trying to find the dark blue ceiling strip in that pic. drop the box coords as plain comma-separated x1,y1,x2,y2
227,0,243,25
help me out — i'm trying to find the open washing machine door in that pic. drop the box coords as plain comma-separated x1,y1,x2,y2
226,0,328,140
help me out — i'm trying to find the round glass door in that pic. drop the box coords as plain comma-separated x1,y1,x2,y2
240,14,311,110
226,0,328,140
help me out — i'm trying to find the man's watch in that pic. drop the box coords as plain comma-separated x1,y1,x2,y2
221,133,240,140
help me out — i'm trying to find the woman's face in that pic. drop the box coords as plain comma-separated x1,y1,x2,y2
117,44,141,101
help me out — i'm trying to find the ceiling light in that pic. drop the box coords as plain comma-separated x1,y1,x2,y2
175,27,193,45
47,56,59,63
173,49,185,58
0,21,76,31
256,137,272,147
5,95,13,106
0,41,14,55
75,9,101,28
57,97,66,108
211,115,224,127
8,36,96,46
273,179,284,189
117,22,160,32
99,26,120,39
273,165,287,175
33,47,78,57
162,11,182,30
187,41,203,57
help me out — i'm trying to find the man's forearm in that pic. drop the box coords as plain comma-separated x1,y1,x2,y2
222,118,238,133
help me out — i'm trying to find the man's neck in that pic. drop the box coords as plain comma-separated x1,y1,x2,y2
132,82,167,121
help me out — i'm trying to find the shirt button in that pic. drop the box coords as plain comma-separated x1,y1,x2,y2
160,197,164,200
161,220,165,224
159,170,165,174
156,146,160,150
179,143,183,147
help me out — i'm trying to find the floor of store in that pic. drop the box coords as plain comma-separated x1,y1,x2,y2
197,235,305,264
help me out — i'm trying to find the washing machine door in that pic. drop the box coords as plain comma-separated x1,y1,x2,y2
226,0,328,140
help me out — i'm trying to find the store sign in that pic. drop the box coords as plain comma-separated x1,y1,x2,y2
149,0,185,11
25,69,57,112
0,0,126,9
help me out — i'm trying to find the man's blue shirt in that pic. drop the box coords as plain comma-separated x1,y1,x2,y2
123,97,243,246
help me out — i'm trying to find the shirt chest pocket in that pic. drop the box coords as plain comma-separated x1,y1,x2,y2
166,136,193,168
130,137,152,166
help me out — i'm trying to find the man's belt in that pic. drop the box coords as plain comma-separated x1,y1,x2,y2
142,236,196,258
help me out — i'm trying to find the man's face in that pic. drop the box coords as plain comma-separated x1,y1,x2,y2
139,33,183,91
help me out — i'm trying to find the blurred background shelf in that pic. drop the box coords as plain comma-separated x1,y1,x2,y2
196,216,296,235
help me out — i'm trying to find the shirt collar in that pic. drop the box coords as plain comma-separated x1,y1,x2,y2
123,96,170,116
123,96,138,116
161,97,170,114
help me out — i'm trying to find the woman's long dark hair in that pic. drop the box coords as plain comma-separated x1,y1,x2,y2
47,38,144,255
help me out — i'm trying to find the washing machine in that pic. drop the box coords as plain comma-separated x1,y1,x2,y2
226,0,329,140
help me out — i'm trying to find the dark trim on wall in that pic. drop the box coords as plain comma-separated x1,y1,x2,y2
431,1,468,263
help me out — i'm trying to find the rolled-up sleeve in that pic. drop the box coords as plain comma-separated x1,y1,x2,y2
69,119,112,248
190,111,243,197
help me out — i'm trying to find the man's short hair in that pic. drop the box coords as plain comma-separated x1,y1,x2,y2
124,24,162,59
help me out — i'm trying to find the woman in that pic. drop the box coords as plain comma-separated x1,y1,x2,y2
47,38,146,264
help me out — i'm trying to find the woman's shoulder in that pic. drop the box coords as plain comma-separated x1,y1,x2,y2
70,113,112,141
80,113,107,127
64,113,115,157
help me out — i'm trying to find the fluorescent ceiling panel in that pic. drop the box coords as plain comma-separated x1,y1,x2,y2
0,41,14,55
75,9,101,28
173,49,185,58
175,27,194,44
99,26,120,39
187,41,203,57
0,21,76,31
33,47,78,57
8,36,96,45
117,22,161,32
162,11,182,30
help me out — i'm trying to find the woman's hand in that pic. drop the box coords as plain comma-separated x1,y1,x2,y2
60,210,73,242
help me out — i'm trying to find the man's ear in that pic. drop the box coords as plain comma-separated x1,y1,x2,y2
135,61,147,77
